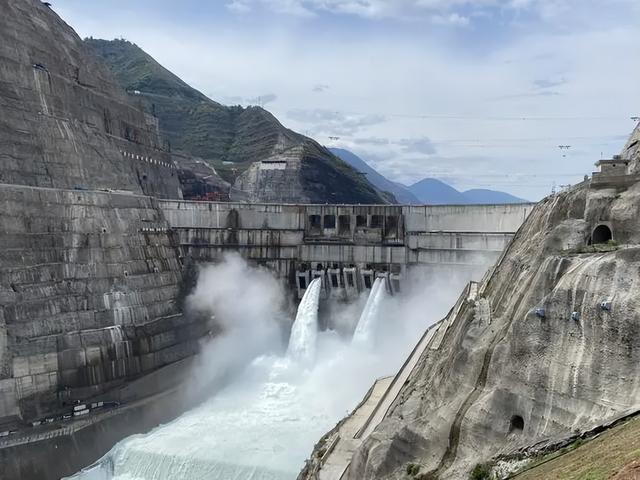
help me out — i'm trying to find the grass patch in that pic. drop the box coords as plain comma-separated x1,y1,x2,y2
567,242,620,254
511,415,640,480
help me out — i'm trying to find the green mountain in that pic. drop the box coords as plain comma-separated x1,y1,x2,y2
85,38,391,204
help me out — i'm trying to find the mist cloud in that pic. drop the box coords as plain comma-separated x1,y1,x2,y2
183,253,289,399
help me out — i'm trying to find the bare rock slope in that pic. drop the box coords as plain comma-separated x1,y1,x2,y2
342,133,640,479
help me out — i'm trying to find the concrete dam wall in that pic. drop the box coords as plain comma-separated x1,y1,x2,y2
160,200,533,297
0,185,209,432
0,184,532,426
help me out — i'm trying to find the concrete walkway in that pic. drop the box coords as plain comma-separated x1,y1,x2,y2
319,376,393,480
356,325,441,441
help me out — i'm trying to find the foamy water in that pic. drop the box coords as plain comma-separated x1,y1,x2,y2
72,332,378,480
286,278,322,363
69,267,442,480
352,277,386,347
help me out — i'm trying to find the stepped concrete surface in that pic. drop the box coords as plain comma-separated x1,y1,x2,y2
319,377,393,480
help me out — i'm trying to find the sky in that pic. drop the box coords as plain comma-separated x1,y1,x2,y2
55,0,640,201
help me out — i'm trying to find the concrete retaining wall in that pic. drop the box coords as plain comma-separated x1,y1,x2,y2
0,185,209,428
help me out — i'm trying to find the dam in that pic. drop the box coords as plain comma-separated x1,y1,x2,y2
0,183,532,479
160,198,532,297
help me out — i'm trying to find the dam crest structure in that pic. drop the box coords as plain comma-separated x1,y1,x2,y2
159,196,533,297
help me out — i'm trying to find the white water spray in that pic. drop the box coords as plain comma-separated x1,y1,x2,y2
67,258,464,480
286,278,321,363
352,277,386,347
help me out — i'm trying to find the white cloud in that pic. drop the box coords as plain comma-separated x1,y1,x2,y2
227,0,252,14
287,109,387,136
225,0,637,22
228,0,315,16
430,12,469,26
312,84,330,93
397,137,437,155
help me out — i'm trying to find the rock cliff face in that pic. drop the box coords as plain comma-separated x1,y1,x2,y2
624,123,640,170
85,39,392,204
343,136,640,478
235,141,394,204
0,0,182,198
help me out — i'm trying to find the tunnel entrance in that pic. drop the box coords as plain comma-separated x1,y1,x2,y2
509,415,524,433
591,224,612,244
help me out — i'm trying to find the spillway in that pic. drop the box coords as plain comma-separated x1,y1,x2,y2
352,277,386,347
68,352,340,480
65,262,457,480
68,275,385,480
286,278,322,363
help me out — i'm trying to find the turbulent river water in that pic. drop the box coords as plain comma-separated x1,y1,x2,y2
70,271,422,480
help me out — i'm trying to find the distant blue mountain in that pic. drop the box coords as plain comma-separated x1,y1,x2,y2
407,178,468,204
461,189,527,204
330,148,420,204
408,180,527,204
331,147,528,205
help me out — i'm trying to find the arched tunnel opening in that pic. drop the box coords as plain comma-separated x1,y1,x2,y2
509,415,524,433
591,224,612,244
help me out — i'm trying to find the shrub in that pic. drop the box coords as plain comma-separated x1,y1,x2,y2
406,463,421,476
470,463,492,480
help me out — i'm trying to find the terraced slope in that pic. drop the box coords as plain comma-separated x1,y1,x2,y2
0,0,181,198
0,1,210,466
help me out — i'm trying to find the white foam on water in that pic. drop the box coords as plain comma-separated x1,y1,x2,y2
68,260,456,480
70,338,367,480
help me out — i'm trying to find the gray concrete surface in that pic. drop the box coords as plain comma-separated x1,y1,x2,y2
0,0,182,198
0,184,211,429
318,376,393,480
160,200,532,295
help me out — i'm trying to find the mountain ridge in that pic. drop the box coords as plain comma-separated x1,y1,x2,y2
331,148,527,204
329,148,419,204
85,38,391,204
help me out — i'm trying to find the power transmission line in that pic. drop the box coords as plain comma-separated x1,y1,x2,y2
324,108,631,122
